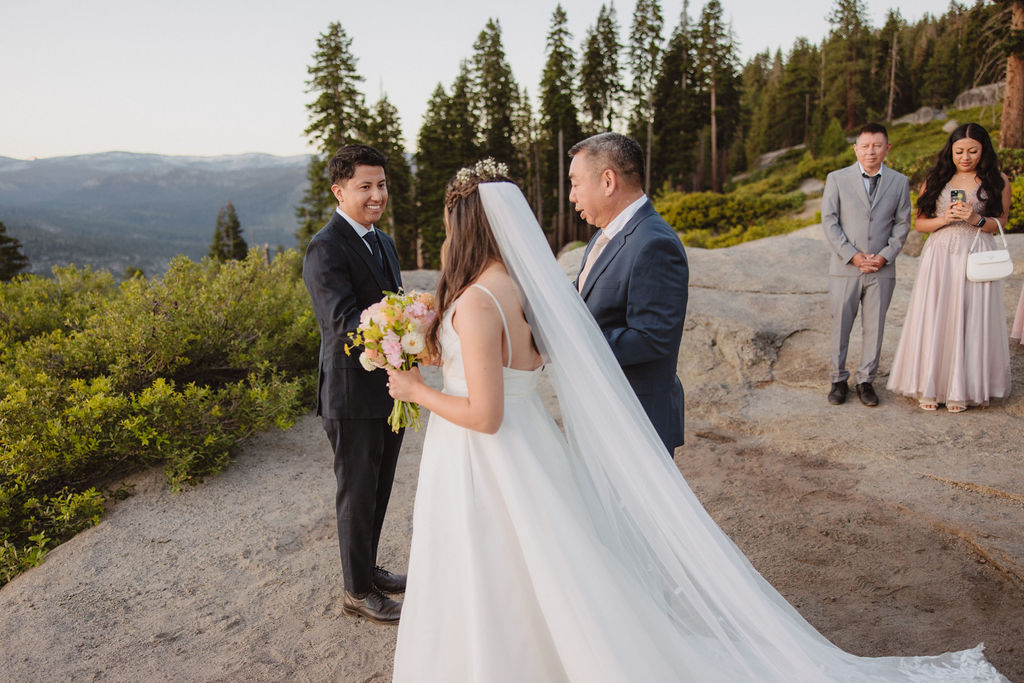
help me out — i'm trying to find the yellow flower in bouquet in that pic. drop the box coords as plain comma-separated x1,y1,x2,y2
345,290,437,432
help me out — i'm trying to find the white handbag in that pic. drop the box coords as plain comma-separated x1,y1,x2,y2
966,217,1013,282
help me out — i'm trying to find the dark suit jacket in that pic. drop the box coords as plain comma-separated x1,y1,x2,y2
576,199,688,450
302,211,402,420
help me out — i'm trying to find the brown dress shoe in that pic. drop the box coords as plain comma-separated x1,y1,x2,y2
373,565,407,594
342,589,402,624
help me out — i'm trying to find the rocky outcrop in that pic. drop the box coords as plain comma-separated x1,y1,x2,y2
953,82,1005,110
892,106,948,125
1,227,1021,682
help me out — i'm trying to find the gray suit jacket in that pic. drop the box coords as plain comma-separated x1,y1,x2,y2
822,163,912,278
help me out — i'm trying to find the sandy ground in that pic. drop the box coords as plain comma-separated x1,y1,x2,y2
1,250,1022,681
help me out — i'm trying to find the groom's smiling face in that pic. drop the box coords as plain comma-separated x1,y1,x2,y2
333,164,388,228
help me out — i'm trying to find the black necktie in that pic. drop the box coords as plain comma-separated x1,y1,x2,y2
862,172,879,197
363,230,384,268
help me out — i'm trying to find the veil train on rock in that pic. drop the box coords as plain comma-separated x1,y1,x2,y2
476,181,1005,682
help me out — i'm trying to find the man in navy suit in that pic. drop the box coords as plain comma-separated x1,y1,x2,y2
569,133,688,454
302,145,406,623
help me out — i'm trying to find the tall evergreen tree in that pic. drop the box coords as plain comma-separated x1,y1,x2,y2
694,0,741,191
539,5,583,248
295,21,369,248
0,220,30,281
628,0,664,190
209,202,247,262
877,10,910,120
580,4,624,133
513,87,545,225
415,64,482,268
776,38,821,145
651,3,699,191
364,95,416,265
823,0,872,129
472,20,520,173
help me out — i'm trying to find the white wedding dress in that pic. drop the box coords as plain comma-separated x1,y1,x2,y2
391,183,1006,682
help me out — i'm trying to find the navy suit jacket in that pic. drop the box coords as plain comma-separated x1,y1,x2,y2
302,211,402,420
575,199,688,451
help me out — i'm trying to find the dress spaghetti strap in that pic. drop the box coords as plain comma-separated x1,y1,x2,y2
470,283,512,368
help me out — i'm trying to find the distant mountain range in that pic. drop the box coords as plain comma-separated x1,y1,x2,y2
0,151,309,277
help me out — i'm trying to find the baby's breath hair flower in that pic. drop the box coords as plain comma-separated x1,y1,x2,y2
447,158,512,210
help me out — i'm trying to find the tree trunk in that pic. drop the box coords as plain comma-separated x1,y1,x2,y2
804,92,810,143
533,140,544,229
557,128,566,250
710,64,719,193
886,32,898,122
845,45,857,129
1001,1,1024,149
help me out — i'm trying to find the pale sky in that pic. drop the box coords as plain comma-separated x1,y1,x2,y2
0,0,945,160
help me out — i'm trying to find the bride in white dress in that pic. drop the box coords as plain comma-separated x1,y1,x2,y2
385,162,1006,682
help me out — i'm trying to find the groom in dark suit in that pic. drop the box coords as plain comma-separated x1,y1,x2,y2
569,133,688,454
302,145,406,624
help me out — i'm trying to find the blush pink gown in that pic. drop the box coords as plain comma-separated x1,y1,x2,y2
887,186,1011,406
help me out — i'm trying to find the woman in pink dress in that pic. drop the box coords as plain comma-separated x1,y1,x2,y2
887,123,1011,412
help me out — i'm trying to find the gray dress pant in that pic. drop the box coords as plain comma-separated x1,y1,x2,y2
829,272,896,385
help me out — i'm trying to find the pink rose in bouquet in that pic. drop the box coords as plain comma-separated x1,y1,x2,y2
346,289,437,431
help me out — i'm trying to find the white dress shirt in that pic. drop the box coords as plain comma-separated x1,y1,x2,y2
336,207,378,253
602,194,649,241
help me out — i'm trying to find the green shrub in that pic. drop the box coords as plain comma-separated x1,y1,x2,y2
680,214,817,248
0,249,318,585
1008,176,1024,232
0,266,117,350
655,190,805,234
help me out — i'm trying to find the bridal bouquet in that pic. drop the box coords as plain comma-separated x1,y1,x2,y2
346,289,437,432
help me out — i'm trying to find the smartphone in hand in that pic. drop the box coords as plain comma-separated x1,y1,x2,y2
950,189,967,204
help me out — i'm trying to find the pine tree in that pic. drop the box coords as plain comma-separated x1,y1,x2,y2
364,95,416,266
415,65,482,268
694,0,741,191
777,38,821,145
0,220,30,281
472,20,520,173
513,87,545,224
295,21,369,248
209,202,247,262
580,4,624,133
628,0,664,190
651,3,699,191
823,0,872,130
539,5,583,249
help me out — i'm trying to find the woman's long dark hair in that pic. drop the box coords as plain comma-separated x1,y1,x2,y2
917,122,1005,218
425,172,510,358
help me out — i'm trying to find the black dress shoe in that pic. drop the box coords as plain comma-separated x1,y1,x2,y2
342,589,401,624
827,381,848,405
856,382,879,407
373,565,407,594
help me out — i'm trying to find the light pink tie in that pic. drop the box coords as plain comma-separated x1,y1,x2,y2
577,232,611,292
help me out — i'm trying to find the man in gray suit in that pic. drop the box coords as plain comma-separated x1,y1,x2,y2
822,122,911,407
569,133,688,453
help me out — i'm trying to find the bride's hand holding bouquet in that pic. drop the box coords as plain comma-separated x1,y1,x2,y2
345,289,437,432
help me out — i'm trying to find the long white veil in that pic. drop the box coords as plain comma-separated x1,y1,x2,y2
478,181,1005,682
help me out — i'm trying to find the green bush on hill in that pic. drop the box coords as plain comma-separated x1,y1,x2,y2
0,249,318,585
